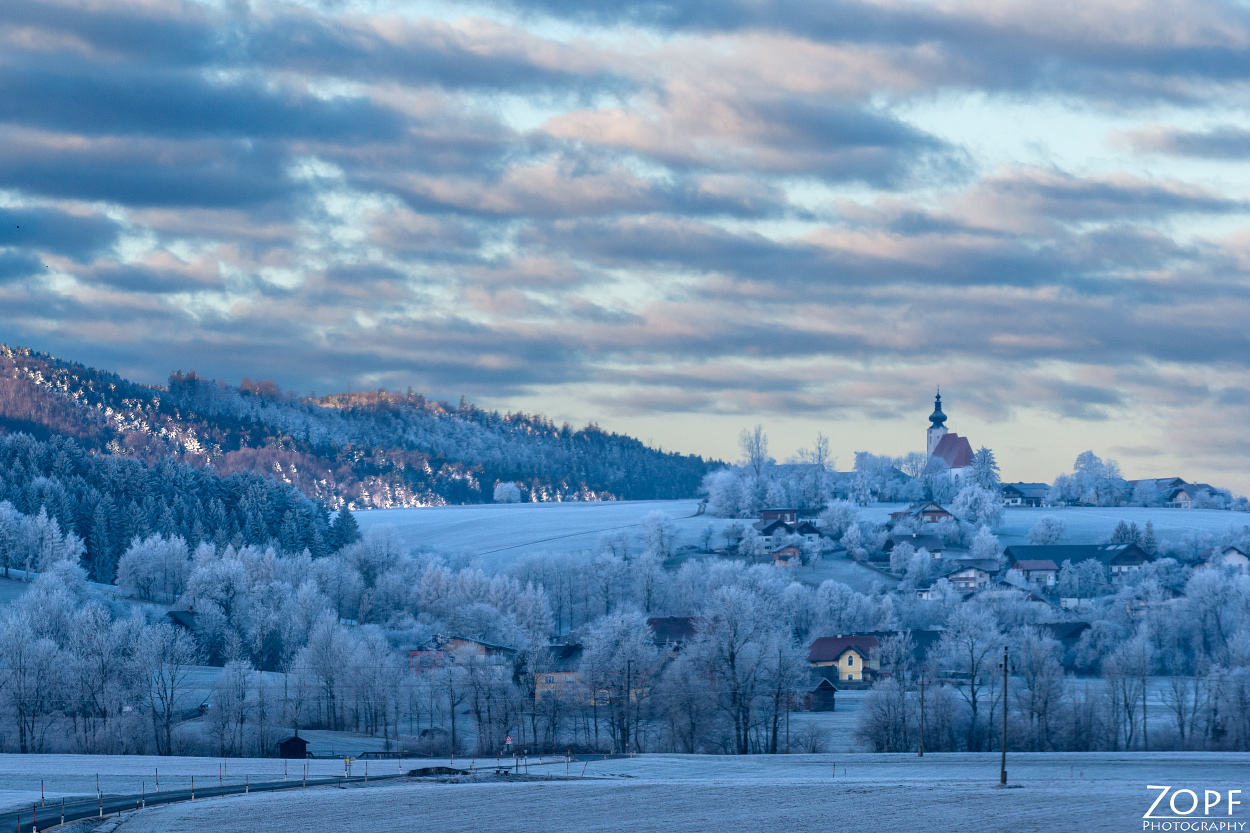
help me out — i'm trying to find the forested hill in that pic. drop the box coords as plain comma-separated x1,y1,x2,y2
0,345,714,508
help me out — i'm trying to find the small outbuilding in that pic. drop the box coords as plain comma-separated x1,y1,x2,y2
278,732,309,760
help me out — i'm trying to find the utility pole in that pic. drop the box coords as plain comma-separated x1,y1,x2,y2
918,675,926,757
625,658,632,756
998,646,1012,786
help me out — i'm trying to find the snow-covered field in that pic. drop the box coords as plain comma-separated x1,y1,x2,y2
355,500,718,567
101,751,1250,833
359,500,1250,566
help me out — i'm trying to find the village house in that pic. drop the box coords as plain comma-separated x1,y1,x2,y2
937,558,999,590
1001,483,1050,507
535,643,584,701
1201,545,1250,569
1003,543,1153,579
807,635,880,684
760,507,798,524
771,543,802,566
888,501,954,526
1005,557,1060,587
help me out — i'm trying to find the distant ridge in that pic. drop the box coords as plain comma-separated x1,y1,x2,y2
0,345,714,508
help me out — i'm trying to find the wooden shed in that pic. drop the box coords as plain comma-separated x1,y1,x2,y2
278,732,309,759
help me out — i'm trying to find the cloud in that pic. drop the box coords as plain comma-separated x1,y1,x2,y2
1,0,1250,490
0,205,121,262
1123,125,1250,159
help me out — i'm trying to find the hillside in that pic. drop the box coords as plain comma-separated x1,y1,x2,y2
0,345,715,508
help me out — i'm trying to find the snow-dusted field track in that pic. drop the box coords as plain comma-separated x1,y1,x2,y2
107,752,1249,833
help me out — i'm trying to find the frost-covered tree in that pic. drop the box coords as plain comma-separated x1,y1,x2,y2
1028,516,1067,545
639,511,677,557
117,535,191,603
970,447,1000,492
952,484,1004,530
492,482,522,503
968,526,1002,564
936,606,1003,752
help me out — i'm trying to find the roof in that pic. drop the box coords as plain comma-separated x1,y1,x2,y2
886,533,944,552
808,634,879,664
167,610,197,630
1009,559,1059,572
1038,621,1090,643
1002,482,1050,498
648,616,698,645
1169,484,1216,499
1003,543,1151,567
932,433,974,469
545,643,584,672
939,558,1001,575
1128,477,1186,489
793,521,821,535
444,635,518,655
752,519,793,534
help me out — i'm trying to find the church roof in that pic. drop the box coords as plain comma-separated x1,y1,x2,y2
932,432,973,469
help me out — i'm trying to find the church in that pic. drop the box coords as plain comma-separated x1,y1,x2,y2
926,391,973,479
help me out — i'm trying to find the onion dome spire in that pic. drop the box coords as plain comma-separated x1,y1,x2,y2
928,390,947,428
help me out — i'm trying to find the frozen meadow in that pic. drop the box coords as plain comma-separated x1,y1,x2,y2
58,751,1250,833
355,499,1250,566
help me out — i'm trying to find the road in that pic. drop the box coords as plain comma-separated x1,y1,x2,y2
0,772,403,832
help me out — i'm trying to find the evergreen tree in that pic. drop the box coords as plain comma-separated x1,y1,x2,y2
330,506,361,551
1142,520,1158,555
970,447,1000,492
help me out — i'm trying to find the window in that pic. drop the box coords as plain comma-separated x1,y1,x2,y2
847,654,855,666
545,676,555,684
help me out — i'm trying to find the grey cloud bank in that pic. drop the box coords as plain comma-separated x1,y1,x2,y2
0,0,1248,489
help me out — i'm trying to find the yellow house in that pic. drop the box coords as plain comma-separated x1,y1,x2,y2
535,643,585,701
806,635,880,683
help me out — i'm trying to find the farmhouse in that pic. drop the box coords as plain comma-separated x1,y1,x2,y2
807,635,880,684
1167,483,1218,509
1002,483,1049,507
1003,543,1152,577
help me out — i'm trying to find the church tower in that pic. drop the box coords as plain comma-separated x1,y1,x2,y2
927,390,948,456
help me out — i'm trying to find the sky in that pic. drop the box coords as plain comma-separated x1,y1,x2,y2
1,0,1250,490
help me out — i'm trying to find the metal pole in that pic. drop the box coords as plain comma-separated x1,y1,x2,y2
1000,645,1008,786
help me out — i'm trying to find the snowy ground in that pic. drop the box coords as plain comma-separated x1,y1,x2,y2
99,751,1250,833
865,503,1250,547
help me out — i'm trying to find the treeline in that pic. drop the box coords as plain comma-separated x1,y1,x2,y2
0,345,714,508
0,432,360,583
